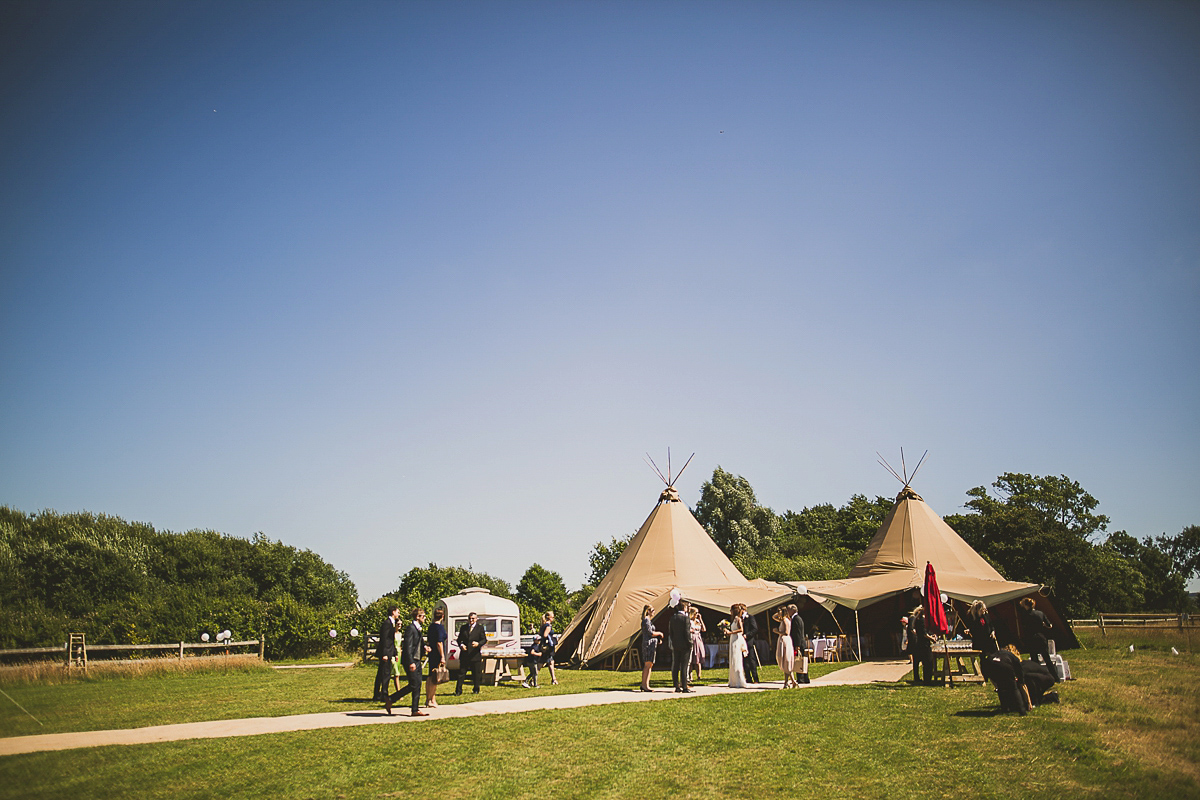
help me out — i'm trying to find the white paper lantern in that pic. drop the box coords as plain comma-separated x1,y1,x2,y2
795,585,808,596
201,632,210,642
940,593,948,604
329,629,338,638
350,628,359,638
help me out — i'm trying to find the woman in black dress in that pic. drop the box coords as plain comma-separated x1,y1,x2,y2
425,607,448,708
1018,597,1055,673
965,600,999,655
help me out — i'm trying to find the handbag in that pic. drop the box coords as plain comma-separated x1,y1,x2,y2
434,663,450,682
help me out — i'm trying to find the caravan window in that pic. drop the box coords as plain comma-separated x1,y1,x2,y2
501,619,514,637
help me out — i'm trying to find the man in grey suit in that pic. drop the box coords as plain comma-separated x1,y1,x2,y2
386,607,429,716
669,601,693,693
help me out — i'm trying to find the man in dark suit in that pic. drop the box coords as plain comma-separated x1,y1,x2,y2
908,607,935,685
789,605,809,684
373,605,401,701
386,607,430,716
741,608,760,683
455,612,488,695
669,601,693,693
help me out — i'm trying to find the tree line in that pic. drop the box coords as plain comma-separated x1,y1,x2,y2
4,467,1193,658
684,467,1198,618
0,507,357,658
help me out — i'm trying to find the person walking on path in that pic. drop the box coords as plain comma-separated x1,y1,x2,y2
537,611,559,686
373,605,401,701
640,604,663,692
670,601,693,693
386,608,430,717
425,607,448,708
455,612,488,695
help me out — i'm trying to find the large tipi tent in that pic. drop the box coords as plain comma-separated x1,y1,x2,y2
790,486,1041,609
557,484,794,666
786,485,1076,651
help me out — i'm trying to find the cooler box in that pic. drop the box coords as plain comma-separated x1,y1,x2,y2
1050,654,1071,681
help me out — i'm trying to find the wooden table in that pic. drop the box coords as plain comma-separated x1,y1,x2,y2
932,645,984,686
481,652,529,685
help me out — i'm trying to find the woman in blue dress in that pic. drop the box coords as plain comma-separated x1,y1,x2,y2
425,607,448,708
640,604,663,692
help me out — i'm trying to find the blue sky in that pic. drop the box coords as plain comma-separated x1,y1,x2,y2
2,1,1197,602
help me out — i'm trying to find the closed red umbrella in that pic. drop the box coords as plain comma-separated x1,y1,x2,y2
924,562,949,635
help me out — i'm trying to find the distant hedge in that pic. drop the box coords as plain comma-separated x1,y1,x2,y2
0,507,358,659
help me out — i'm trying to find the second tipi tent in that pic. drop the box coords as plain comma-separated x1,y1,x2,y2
556,484,793,666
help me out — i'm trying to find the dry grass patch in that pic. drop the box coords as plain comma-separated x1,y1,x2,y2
0,655,268,686
1071,630,1200,784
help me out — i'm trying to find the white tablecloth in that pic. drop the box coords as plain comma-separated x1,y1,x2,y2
704,643,728,667
812,638,838,660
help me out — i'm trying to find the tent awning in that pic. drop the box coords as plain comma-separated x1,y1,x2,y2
783,572,1040,611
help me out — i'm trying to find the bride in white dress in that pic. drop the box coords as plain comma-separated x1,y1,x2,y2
728,603,749,688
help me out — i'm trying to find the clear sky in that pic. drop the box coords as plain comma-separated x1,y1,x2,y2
2,1,1197,603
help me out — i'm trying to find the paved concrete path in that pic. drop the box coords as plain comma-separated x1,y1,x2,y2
0,661,910,757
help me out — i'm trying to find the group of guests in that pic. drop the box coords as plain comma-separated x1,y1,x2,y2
639,600,809,692
372,605,558,716
902,596,1061,714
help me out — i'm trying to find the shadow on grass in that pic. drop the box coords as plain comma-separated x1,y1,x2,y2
953,707,1006,717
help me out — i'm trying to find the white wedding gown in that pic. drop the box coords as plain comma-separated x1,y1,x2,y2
729,631,749,688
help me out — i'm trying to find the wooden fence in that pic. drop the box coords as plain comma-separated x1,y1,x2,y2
0,639,264,665
1069,613,1195,634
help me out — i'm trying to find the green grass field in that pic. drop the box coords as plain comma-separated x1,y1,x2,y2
0,630,1196,799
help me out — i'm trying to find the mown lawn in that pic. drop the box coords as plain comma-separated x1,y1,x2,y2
0,630,1196,799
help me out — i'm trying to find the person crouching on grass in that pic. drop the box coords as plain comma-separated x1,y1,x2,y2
982,645,1030,716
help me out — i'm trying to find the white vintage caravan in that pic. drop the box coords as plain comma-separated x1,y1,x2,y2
437,587,521,672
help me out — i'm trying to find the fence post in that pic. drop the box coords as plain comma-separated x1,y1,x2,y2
1098,614,1105,637
259,638,265,661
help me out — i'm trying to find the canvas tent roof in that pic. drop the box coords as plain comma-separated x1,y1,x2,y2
786,486,1040,610
558,485,794,665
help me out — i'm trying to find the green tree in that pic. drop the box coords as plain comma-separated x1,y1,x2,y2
1157,525,1200,583
391,563,513,619
1107,531,1190,611
516,563,568,614
586,533,633,587
693,467,779,560
948,473,1138,617
0,505,358,658
964,473,1109,540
